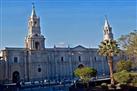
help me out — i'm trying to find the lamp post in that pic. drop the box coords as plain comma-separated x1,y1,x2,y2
74,80,76,88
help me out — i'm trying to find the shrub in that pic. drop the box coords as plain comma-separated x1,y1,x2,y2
101,83,108,89
74,67,97,83
116,60,132,72
131,74,137,87
114,70,137,87
114,70,132,84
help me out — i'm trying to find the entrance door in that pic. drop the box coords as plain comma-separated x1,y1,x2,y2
12,71,20,83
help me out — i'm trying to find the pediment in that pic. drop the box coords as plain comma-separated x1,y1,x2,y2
72,45,87,51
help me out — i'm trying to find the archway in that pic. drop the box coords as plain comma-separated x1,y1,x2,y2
12,71,20,83
35,42,40,50
78,64,84,68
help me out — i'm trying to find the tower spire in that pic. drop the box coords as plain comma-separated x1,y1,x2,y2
103,16,113,40
25,4,45,50
31,3,37,18
104,16,110,28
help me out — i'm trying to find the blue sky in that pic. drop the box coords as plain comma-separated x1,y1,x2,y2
0,0,136,49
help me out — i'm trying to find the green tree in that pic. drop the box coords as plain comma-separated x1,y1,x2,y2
114,70,137,86
118,30,137,70
118,30,137,58
116,60,132,72
114,70,132,84
74,67,97,86
98,40,120,84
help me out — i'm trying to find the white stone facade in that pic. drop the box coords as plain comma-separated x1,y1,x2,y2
0,5,122,84
0,46,112,83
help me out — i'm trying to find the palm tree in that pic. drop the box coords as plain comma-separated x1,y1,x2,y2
98,40,120,84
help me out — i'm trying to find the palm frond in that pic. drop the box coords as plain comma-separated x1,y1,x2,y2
98,40,120,57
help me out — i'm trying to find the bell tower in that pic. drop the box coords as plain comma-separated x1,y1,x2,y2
103,17,113,41
25,4,45,50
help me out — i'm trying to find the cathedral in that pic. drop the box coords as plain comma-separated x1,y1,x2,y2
0,5,121,84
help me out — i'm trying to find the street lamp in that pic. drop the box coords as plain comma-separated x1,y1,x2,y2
73,80,76,88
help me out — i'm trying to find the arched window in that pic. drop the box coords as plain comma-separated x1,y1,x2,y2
78,56,81,62
34,21,37,26
94,57,96,61
61,57,64,62
35,34,38,36
35,42,39,50
14,57,18,63
38,68,41,72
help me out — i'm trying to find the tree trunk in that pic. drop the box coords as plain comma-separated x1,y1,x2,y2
87,82,89,88
108,56,114,85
